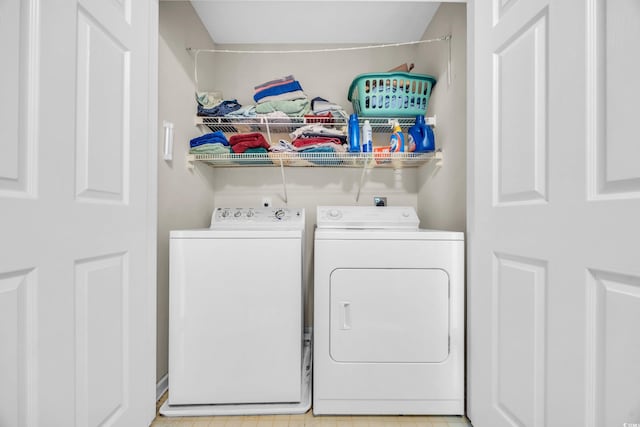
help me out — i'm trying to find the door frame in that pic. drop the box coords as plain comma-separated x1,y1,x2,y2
145,0,477,418
145,0,159,420
465,0,476,420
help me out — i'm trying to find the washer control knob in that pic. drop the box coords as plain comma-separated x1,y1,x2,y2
327,209,342,220
274,209,285,220
402,211,410,217
234,211,242,218
246,210,254,218
221,210,229,218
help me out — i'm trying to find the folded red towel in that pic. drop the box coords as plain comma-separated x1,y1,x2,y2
229,133,271,153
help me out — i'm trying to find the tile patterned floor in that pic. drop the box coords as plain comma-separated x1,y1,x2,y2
152,394,473,427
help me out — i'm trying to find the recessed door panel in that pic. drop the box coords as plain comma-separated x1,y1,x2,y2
75,10,129,203
0,0,37,197
330,268,449,363
493,12,547,205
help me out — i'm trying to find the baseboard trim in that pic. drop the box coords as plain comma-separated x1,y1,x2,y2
156,374,169,402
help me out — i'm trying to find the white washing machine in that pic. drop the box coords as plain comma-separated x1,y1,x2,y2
161,207,311,417
313,206,464,415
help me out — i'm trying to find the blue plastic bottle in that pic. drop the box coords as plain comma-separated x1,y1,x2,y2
408,115,435,152
348,114,360,152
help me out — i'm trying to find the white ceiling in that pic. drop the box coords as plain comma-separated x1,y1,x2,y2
189,1,443,45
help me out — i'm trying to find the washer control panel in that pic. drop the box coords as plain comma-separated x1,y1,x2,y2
317,206,419,230
211,207,305,229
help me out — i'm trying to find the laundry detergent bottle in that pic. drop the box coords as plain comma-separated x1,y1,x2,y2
408,115,435,152
389,120,405,152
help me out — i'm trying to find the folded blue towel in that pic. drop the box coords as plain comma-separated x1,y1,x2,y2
254,80,304,103
190,131,229,148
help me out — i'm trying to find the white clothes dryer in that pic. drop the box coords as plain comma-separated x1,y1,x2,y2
313,206,464,415
161,207,311,417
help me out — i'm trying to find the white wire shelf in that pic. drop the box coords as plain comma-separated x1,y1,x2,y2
194,115,436,134
186,150,442,169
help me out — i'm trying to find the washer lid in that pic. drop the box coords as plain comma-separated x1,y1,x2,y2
316,206,419,230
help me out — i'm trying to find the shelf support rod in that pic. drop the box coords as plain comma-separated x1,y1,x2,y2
279,158,288,204
265,118,273,145
186,35,451,55
447,35,452,87
355,156,369,203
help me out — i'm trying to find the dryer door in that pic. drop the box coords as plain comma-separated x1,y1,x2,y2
330,268,449,363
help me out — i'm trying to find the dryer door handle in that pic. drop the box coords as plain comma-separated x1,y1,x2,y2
340,301,351,330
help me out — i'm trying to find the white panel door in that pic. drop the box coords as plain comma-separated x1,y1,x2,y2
0,0,157,426
469,1,640,427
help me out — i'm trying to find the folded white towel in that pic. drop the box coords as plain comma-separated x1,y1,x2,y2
269,139,297,152
289,124,346,140
312,100,343,114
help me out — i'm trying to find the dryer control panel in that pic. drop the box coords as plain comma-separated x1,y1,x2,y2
211,207,305,229
316,206,419,230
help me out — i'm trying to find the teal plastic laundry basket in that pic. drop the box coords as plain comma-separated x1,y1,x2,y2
347,72,437,117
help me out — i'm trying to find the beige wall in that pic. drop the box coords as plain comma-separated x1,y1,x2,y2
156,2,467,385
157,2,218,382
211,167,419,326
416,3,467,232
209,43,419,112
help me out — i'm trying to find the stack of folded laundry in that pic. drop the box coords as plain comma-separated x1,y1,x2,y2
268,137,345,166
189,131,230,154
268,124,346,155
293,126,346,166
310,97,346,116
292,136,346,154
228,132,273,164
196,91,242,117
289,125,347,145
253,75,310,117
229,132,271,154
